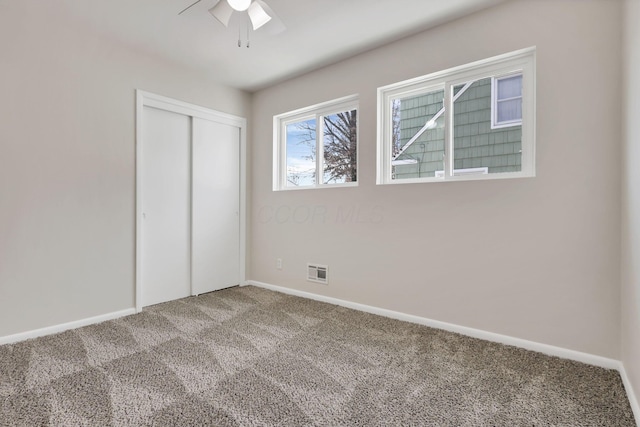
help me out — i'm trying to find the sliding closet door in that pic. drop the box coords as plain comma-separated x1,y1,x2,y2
192,118,240,295
140,106,192,307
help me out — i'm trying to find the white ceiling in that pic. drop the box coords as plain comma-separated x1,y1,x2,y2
50,0,504,92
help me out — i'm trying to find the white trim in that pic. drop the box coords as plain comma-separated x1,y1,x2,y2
245,280,620,370
273,94,359,191
0,308,136,346
274,94,359,125
381,170,529,185
277,182,358,191
619,364,640,425
238,118,248,294
379,47,536,94
435,167,488,178
135,92,144,313
391,159,418,166
137,91,244,127
136,90,247,312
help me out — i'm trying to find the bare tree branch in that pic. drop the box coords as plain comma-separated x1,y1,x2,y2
293,110,358,184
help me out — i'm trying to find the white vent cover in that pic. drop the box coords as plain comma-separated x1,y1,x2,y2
307,264,328,284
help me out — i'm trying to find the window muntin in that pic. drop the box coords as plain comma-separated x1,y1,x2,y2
274,95,358,191
377,47,535,184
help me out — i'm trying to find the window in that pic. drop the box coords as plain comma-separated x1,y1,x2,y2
492,74,523,128
377,47,535,184
274,95,358,190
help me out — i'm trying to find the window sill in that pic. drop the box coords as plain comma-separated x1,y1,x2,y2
276,182,358,191
379,171,534,185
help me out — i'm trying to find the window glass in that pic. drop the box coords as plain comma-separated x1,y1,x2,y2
391,88,445,180
453,78,522,175
286,119,316,187
322,110,358,184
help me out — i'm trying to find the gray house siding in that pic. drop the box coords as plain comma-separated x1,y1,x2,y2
393,90,445,180
394,77,522,179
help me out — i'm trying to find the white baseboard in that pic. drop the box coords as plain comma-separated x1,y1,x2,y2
0,308,136,346
619,363,640,426
245,280,619,370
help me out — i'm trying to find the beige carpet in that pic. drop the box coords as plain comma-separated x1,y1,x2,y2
0,285,636,426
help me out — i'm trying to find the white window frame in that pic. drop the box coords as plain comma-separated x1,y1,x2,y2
434,167,488,178
491,73,523,129
273,94,359,191
376,47,536,185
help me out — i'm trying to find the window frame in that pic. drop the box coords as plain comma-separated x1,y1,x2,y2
434,167,488,178
376,47,536,185
273,94,359,191
491,73,523,129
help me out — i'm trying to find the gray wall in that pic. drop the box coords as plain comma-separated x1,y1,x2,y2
622,0,640,414
250,0,622,358
0,1,251,337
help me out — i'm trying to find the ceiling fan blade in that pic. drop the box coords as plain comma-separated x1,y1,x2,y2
252,0,286,34
178,0,203,15
209,0,234,27
247,1,271,30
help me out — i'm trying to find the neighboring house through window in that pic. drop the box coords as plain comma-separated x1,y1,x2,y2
377,47,535,184
492,73,523,129
273,95,358,190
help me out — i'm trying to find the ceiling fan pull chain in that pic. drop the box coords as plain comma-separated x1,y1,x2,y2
247,16,251,48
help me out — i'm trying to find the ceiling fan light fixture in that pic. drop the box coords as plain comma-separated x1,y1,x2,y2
227,0,251,12
247,2,271,30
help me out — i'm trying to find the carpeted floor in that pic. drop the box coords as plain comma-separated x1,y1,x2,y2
0,285,636,426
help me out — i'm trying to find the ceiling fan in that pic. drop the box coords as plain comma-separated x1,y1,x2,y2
179,0,284,32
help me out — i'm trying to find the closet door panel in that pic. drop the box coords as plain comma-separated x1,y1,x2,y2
192,118,240,295
141,106,192,306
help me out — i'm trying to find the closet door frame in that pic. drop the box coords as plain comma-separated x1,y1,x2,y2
135,90,247,313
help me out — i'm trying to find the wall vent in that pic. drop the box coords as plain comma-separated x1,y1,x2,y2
307,264,328,284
